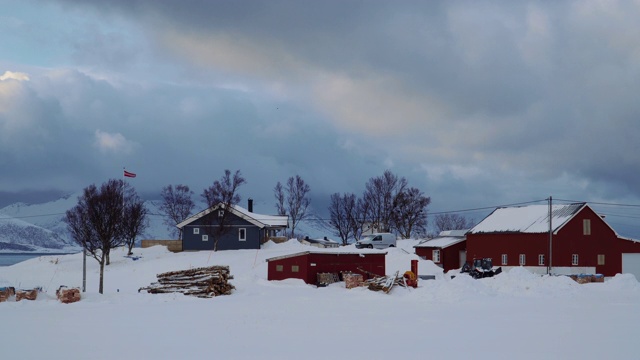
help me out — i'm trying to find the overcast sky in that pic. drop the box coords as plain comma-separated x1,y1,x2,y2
1,0,639,236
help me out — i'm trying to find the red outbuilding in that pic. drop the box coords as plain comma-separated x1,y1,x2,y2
466,202,640,278
414,229,467,272
266,251,386,284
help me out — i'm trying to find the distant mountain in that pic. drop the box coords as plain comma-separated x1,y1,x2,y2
0,214,77,252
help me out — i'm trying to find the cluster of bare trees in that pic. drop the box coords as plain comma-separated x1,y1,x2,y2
329,170,431,245
273,175,311,239
65,179,148,294
432,213,475,234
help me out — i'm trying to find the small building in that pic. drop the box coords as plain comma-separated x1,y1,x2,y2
299,236,340,248
466,202,640,277
177,200,288,251
266,251,386,284
414,229,468,272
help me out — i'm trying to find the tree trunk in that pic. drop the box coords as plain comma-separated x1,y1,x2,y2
99,253,105,294
106,249,110,265
127,240,134,256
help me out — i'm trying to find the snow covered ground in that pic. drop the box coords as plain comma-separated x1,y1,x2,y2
1,239,639,360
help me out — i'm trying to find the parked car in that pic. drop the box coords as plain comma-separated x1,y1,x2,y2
355,233,397,249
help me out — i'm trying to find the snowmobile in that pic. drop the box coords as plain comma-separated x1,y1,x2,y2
460,258,502,279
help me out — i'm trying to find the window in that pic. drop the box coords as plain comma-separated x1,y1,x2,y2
597,254,605,265
239,228,246,241
291,265,299,273
193,228,199,235
519,254,526,266
218,210,224,217
432,250,441,263
538,254,545,266
276,265,283,272
501,254,508,266
202,235,208,242
583,219,591,235
572,254,579,265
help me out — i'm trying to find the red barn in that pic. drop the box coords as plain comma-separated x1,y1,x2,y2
467,202,640,278
266,251,386,284
414,229,467,272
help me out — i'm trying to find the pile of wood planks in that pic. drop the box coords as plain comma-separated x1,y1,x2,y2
139,265,235,298
363,271,409,294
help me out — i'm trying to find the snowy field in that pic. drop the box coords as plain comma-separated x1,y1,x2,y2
1,240,639,360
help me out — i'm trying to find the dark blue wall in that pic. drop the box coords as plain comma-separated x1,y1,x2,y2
182,211,263,251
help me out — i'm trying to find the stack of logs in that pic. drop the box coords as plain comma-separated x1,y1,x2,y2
15,288,39,301
0,287,15,302
139,265,234,298
364,271,409,294
56,286,81,304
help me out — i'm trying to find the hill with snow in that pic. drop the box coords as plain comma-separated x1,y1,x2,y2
1,240,639,359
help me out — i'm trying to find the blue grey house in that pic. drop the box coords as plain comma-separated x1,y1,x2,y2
177,200,288,251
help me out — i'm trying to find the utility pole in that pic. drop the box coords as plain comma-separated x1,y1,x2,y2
548,196,552,275
82,248,86,292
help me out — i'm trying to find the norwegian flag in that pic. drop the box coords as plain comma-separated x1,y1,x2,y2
124,170,136,178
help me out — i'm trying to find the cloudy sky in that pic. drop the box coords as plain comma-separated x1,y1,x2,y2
1,0,639,236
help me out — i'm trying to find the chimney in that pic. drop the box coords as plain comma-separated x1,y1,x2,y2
248,198,253,212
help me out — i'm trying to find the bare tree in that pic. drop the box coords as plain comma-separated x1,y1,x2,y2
328,193,358,245
201,169,246,251
361,170,407,233
392,187,430,239
64,179,125,294
122,183,149,255
159,184,195,239
275,175,311,239
433,213,475,234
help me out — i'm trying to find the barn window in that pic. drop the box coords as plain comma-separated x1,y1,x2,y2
583,219,591,235
276,265,283,272
432,250,441,263
239,228,246,241
519,254,526,266
538,254,545,266
202,235,208,242
572,254,579,265
193,228,199,234
291,265,299,273
501,254,508,265
597,254,605,265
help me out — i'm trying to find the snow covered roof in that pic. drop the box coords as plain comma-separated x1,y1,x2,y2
414,236,465,248
177,203,288,229
469,203,586,234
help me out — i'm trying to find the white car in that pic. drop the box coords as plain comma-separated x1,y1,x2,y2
355,233,397,249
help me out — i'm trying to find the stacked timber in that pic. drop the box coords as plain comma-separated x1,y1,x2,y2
317,272,340,286
56,286,81,304
0,287,15,302
343,273,364,289
364,271,408,294
16,288,39,301
139,265,234,298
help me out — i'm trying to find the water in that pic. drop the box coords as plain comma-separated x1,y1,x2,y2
0,253,70,267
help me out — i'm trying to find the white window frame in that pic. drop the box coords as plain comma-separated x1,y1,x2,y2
193,228,199,235
572,254,579,266
583,219,591,235
202,234,208,242
239,228,246,241
519,254,526,266
538,254,545,266
597,254,605,265
432,249,441,263
218,210,224,217
501,254,508,266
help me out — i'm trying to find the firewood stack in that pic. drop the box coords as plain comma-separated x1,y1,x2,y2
56,286,81,304
16,288,39,301
364,271,408,294
0,287,15,302
139,265,235,298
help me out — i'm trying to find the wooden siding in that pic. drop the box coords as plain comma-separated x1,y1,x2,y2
267,253,386,284
181,211,262,251
415,240,466,272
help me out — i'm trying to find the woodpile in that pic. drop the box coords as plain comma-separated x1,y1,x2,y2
56,286,81,304
363,271,410,294
139,265,235,298
16,288,39,301
316,272,340,287
343,273,364,289
0,287,15,302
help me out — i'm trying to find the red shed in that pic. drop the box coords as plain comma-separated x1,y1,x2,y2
266,251,386,284
414,229,467,272
467,203,640,278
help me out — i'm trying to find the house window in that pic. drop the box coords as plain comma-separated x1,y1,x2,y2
239,228,246,241
538,254,545,266
276,265,283,272
202,235,208,242
432,250,441,263
193,228,199,235
218,210,224,217
501,254,508,266
583,219,591,235
519,254,526,266
597,254,605,265
291,265,299,273
572,254,579,265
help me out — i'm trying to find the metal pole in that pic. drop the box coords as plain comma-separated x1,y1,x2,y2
548,196,552,275
82,248,86,292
